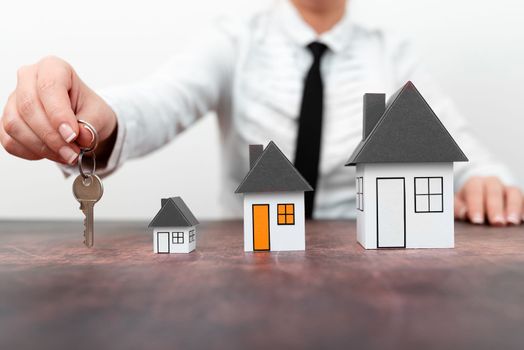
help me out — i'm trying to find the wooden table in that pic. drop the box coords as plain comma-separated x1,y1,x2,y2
1,220,523,350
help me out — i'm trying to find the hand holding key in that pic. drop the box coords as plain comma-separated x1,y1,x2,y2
72,120,104,248
0,56,117,165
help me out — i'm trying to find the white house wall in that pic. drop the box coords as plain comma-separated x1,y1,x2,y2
356,163,454,249
243,192,305,252
153,226,196,254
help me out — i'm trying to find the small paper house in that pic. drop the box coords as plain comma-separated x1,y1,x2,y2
148,197,199,254
346,81,468,249
235,141,313,252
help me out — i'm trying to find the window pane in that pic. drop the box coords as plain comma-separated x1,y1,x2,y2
172,232,184,244
356,178,360,192
286,204,294,214
278,205,285,214
286,215,294,224
360,195,364,211
278,214,286,224
415,178,429,195
429,194,443,212
429,178,443,194
416,195,429,212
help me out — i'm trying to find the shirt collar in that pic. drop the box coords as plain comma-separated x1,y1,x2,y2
274,0,355,53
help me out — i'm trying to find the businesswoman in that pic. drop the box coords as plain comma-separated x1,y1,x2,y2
1,0,522,225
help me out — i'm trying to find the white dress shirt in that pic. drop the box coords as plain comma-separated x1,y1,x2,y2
90,0,514,218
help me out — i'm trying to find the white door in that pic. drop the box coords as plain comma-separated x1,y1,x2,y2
376,178,406,248
157,232,170,253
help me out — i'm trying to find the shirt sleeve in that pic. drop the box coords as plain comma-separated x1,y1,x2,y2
385,33,516,190
60,19,237,177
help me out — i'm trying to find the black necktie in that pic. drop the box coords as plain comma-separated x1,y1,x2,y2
294,41,328,219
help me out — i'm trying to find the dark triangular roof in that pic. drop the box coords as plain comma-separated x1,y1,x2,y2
148,197,199,227
235,141,313,193
346,81,468,165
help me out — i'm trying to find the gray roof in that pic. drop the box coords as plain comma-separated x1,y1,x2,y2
235,141,313,193
346,81,468,165
148,197,199,228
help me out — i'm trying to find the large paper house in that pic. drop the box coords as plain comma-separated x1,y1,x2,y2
346,81,468,249
235,141,313,252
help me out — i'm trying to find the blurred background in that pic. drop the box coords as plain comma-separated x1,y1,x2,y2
0,0,523,220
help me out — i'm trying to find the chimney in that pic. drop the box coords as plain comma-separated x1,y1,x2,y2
249,144,264,169
363,93,386,139
161,198,169,208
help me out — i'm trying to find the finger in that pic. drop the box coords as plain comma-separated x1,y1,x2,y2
36,56,79,142
454,195,467,220
463,177,485,224
505,186,523,225
73,89,117,149
0,114,41,160
3,93,63,162
76,120,96,148
485,177,506,226
16,65,79,164
522,197,524,223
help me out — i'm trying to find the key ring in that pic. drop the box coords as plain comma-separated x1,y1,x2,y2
77,120,98,180
78,151,96,181
77,120,99,153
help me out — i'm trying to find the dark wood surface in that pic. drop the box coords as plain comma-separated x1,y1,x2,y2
1,220,524,350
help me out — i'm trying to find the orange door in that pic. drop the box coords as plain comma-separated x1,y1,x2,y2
252,204,270,251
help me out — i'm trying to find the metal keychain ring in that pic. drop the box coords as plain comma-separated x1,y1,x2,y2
78,151,96,179
77,120,99,153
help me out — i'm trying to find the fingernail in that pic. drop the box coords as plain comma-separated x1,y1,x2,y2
58,123,77,143
507,214,521,225
471,214,484,224
59,146,78,164
492,215,506,225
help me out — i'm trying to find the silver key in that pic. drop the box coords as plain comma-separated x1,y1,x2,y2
73,174,104,248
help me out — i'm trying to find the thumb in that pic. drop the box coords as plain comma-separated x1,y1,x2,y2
36,57,80,141
74,90,117,149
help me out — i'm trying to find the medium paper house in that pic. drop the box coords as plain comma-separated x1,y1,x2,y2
148,197,199,254
346,81,468,249
235,141,313,252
